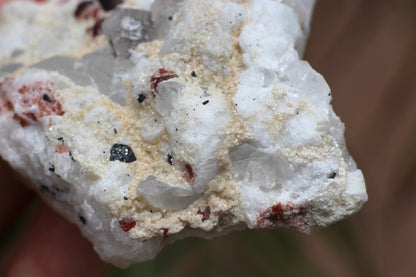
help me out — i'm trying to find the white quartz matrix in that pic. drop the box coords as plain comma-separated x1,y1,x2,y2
0,0,367,267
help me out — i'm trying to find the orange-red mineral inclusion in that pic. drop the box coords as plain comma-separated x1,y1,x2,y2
119,217,136,232
256,201,310,231
0,80,65,127
150,68,178,96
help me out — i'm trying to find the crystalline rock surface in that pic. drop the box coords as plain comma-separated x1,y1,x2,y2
0,0,367,267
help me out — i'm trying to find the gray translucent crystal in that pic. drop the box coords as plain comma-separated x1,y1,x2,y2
31,56,93,87
80,48,132,105
102,8,153,58
155,81,184,116
30,51,131,105
0,63,22,78
150,0,183,39
137,176,197,210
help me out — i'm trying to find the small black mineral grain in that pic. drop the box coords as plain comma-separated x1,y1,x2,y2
39,184,69,198
167,153,174,165
328,172,337,179
138,93,146,103
110,144,137,163
43,94,52,103
79,214,87,225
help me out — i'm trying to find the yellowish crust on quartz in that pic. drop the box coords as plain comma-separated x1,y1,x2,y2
41,7,249,239
107,19,248,240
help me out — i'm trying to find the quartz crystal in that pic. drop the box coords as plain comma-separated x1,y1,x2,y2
0,0,367,267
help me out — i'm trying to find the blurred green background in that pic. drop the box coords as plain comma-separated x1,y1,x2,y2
105,223,373,277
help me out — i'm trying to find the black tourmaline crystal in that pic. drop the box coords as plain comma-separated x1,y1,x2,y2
110,144,136,163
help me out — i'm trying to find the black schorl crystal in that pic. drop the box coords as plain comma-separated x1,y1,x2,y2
167,153,173,165
328,172,337,179
98,0,123,11
110,144,137,163
43,94,52,103
79,214,87,225
138,93,146,103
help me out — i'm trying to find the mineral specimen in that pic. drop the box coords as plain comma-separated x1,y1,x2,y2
0,0,367,268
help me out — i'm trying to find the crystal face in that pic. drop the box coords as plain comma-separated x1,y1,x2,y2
102,8,153,58
0,0,367,268
109,144,137,163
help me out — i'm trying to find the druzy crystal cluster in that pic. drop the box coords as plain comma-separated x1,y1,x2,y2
0,0,367,267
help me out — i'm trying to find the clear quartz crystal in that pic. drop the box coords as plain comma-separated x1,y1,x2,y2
137,176,197,210
102,8,152,58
